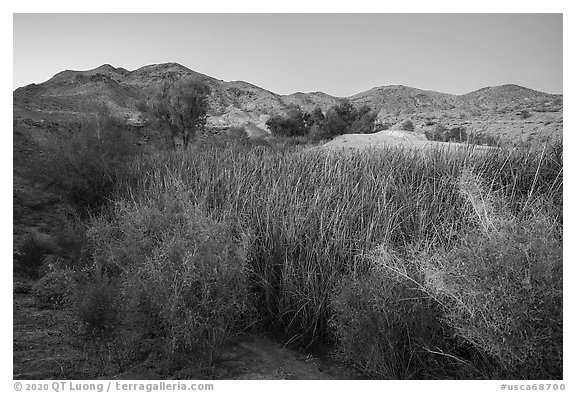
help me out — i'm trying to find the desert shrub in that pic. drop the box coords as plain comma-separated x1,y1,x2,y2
72,271,124,342
330,167,562,379
315,102,378,138
399,119,415,132
85,192,255,367
51,208,93,267
316,109,348,138
37,254,66,277
372,120,391,132
446,126,467,142
467,131,501,147
330,248,455,379
348,105,378,134
31,108,140,216
426,125,497,146
227,125,249,139
70,270,129,374
266,106,310,137
417,219,562,378
267,101,378,140
426,126,468,142
14,234,53,278
32,267,75,307
425,124,447,141
145,79,210,150
207,126,273,151
416,171,563,378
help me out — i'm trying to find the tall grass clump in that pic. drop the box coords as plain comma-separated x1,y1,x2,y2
118,144,484,345
329,160,561,379
109,138,560,378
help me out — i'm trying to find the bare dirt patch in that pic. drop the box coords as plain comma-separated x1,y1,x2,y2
13,274,350,380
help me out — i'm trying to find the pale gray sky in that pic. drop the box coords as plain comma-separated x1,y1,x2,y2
13,14,563,95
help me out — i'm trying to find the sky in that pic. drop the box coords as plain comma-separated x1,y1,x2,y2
13,13,563,96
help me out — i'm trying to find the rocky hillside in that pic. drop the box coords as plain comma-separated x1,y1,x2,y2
13,62,563,141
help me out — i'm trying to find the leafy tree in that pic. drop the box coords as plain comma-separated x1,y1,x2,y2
145,82,178,148
310,107,325,124
308,107,326,139
266,101,377,140
320,110,348,138
145,79,210,149
333,100,356,126
266,105,309,137
444,126,467,142
316,101,377,137
425,124,470,143
425,123,447,141
350,106,378,134
169,80,210,149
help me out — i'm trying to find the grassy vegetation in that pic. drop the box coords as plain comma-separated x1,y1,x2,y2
13,234,54,278
26,127,562,379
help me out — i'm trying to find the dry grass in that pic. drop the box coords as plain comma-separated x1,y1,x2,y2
35,130,562,379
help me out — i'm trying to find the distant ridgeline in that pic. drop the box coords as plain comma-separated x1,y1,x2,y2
14,63,563,142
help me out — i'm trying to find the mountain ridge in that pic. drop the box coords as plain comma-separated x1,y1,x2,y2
18,63,562,100
14,62,563,140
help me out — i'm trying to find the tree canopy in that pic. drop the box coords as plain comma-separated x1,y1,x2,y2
145,78,211,149
265,100,378,139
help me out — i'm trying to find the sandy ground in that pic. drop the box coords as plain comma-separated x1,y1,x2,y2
320,130,497,153
13,275,350,380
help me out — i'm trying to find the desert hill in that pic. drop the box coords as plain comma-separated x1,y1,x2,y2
13,62,563,142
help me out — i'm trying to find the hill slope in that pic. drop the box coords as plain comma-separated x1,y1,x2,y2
13,62,563,141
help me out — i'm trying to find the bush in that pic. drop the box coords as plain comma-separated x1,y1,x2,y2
72,272,124,342
445,126,467,142
37,254,66,278
416,171,563,378
30,108,140,216
425,125,475,144
331,167,562,379
425,124,447,141
318,101,378,137
14,234,54,278
399,120,415,132
266,106,310,137
70,270,129,375
418,218,562,377
226,125,249,139
51,211,91,268
85,192,255,366
467,131,501,147
32,268,75,307
330,248,450,379
145,79,210,149
267,101,378,140
350,106,378,134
